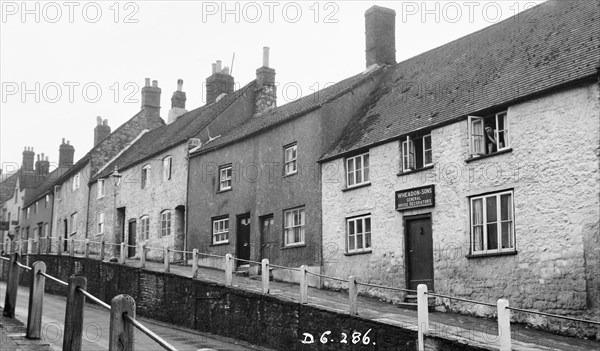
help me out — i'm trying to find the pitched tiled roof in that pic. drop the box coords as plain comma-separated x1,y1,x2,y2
0,171,19,204
322,0,600,161
23,167,71,207
192,65,385,155
93,81,257,180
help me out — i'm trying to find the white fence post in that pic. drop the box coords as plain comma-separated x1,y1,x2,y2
84,240,90,259
140,243,146,268
348,276,358,315
261,259,269,294
119,243,126,264
99,240,105,261
225,254,233,286
498,299,512,351
300,265,308,304
192,249,199,278
26,261,46,339
70,238,75,256
164,247,170,273
417,284,430,351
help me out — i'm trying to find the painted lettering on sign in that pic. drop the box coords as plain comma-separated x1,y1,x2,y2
396,185,435,211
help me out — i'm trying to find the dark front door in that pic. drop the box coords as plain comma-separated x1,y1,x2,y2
63,219,68,252
260,215,274,262
128,220,136,258
236,214,251,266
405,215,434,291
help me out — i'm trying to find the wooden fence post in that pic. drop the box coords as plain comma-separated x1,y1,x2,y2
140,243,146,268
63,275,87,351
417,284,430,351
100,240,105,261
225,254,233,286
109,294,136,351
119,243,126,264
300,265,308,304
192,249,198,278
261,259,269,294
70,238,75,256
349,276,358,315
3,253,20,318
164,247,170,273
36,239,41,255
498,299,512,351
26,261,46,339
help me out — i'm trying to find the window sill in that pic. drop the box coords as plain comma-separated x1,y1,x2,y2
344,250,372,257
281,243,306,249
282,171,298,178
466,250,517,259
342,182,371,192
465,148,512,163
216,188,232,194
397,164,434,177
210,241,230,247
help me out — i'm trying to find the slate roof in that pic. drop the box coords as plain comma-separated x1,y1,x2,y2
0,171,19,204
322,0,600,161
23,167,71,207
191,65,385,155
93,81,257,180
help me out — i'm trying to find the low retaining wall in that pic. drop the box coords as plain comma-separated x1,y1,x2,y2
3,255,489,351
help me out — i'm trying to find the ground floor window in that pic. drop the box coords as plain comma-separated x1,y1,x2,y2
161,210,172,236
470,190,515,254
140,215,150,240
284,207,305,246
346,215,372,253
212,217,229,244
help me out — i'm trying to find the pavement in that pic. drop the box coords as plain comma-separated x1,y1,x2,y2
0,308,54,351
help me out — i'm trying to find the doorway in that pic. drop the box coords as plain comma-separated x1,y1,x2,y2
405,214,434,291
260,215,274,262
236,214,251,268
63,219,68,252
128,220,137,258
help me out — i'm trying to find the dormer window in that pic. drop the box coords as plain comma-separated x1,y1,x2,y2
468,112,509,157
401,134,432,172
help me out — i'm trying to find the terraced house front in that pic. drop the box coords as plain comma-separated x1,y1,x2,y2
320,0,600,328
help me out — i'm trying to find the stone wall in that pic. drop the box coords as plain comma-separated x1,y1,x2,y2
6,254,492,351
322,82,600,327
52,163,90,247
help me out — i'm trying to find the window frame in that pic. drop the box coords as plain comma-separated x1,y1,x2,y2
401,134,433,172
72,172,81,191
283,206,306,247
218,165,232,192
70,212,78,235
45,194,50,207
212,216,230,245
43,223,49,237
139,215,150,241
162,156,173,181
160,210,172,237
141,164,151,189
55,185,62,201
97,179,106,199
284,143,298,176
469,190,515,256
346,214,372,254
345,152,370,188
468,111,510,158
97,212,105,235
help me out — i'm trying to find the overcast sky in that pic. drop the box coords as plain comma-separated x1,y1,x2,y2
0,0,544,173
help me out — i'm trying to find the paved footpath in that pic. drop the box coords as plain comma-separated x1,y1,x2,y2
130,258,599,351
0,308,54,351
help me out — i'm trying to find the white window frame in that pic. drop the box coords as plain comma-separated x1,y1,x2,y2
470,190,515,255
162,156,173,181
469,112,510,157
33,227,38,240
97,212,105,235
43,223,49,237
141,165,151,189
212,217,229,244
139,215,150,241
284,144,298,175
26,207,30,219
34,201,38,214
219,165,232,191
97,179,105,199
45,194,50,207
346,215,372,254
284,207,305,247
346,153,370,188
72,172,81,191
161,210,172,237
70,212,78,235
55,185,62,201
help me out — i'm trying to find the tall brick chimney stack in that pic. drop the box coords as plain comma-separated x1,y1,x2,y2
205,60,234,105
167,79,188,124
255,47,277,115
59,138,75,167
35,154,50,176
141,78,162,121
365,6,396,68
94,116,111,146
22,147,35,172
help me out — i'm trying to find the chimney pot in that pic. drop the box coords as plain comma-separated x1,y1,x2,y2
177,79,183,91
145,78,151,86
62,138,65,144
212,63,217,74
96,116,102,125
152,80,158,88
216,60,222,73
263,47,270,67
103,119,108,126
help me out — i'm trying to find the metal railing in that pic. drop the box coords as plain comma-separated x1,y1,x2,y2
3,239,600,351
0,252,179,350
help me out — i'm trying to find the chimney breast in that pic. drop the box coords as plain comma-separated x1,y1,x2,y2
59,139,75,167
22,147,35,171
365,6,396,68
35,153,50,176
94,116,111,146
255,47,277,115
205,62,234,105
141,77,162,120
168,79,188,124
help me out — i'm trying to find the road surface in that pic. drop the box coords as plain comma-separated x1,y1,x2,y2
2,283,272,351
